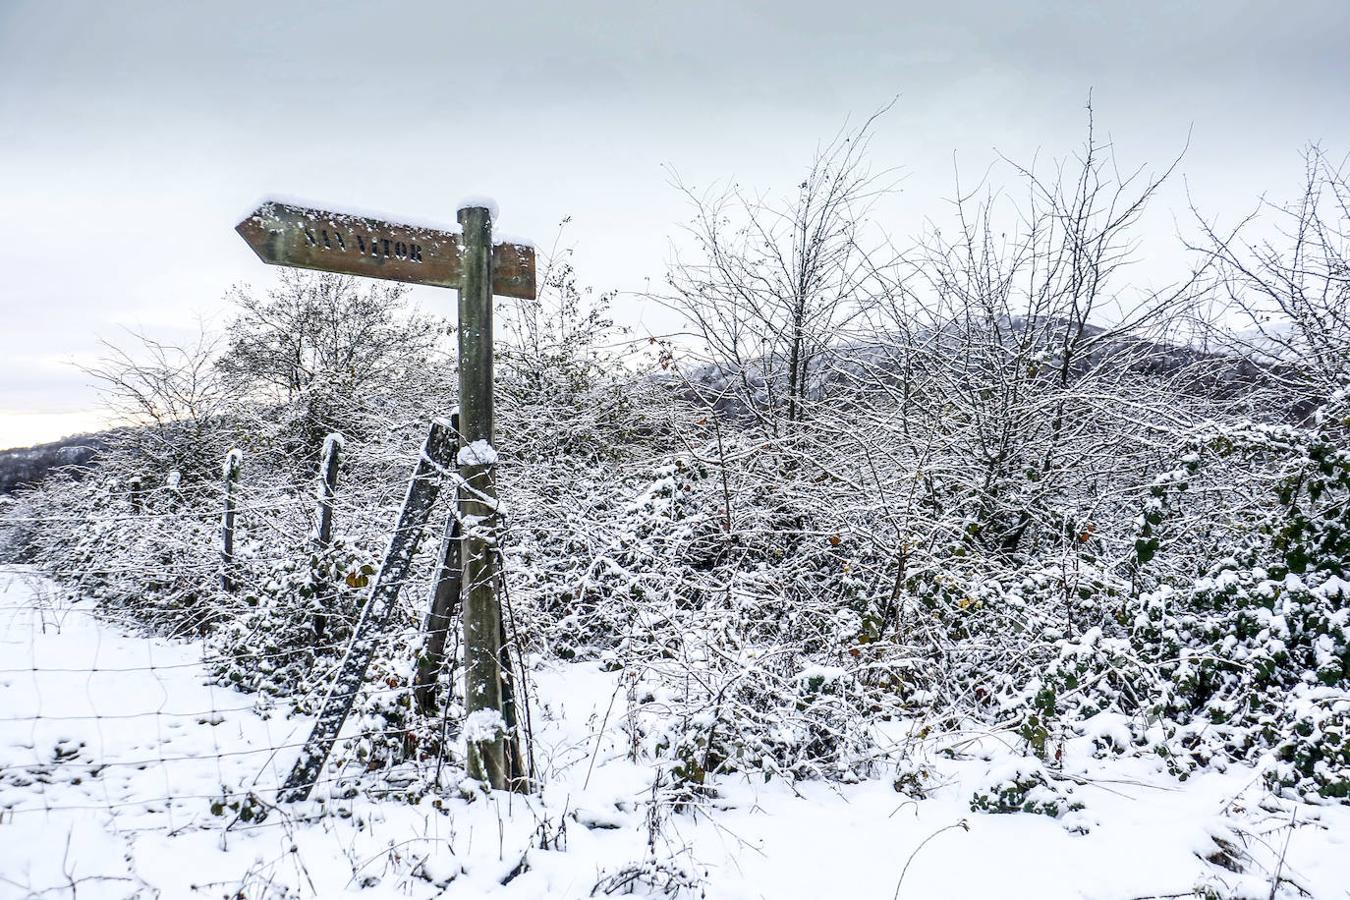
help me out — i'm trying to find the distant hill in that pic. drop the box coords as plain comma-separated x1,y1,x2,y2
678,321,1315,424
0,434,108,495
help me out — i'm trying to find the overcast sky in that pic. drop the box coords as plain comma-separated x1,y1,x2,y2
2,0,1347,448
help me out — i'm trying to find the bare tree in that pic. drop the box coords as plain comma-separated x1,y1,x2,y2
219,270,446,449
84,327,230,480
1193,146,1350,410
842,106,1210,566
663,108,899,433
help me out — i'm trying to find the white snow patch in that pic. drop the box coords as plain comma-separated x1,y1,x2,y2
454,195,500,221
458,439,498,466
1080,711,1133,752
462,708,506,742
242,194,462,234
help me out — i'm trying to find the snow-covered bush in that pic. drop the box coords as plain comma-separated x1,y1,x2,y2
208,539,375,700
969,757,1082,819
1141,399,1350,800
638,650,883,789
13,469,226,632
995,391,1350,800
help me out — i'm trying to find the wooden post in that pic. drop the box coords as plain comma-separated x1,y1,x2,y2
128,475,145,513
315,433,342,550
457,204,512,790
280,419,456,803
230,193,539,798
311,433,343,640
415,414,461,716
221,449,242,592
415,505,462,716
497,599,530,786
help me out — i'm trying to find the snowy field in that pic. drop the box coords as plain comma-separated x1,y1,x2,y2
1,567,1348,900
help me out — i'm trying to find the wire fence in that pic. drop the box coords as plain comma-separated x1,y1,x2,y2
0,567,480,826
0,447,484,833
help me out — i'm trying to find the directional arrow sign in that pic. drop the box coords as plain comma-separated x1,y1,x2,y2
236,200,536,300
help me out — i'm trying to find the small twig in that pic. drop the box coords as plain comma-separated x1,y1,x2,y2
584,679,624,791
1268,807,1297,900
892,819,970,899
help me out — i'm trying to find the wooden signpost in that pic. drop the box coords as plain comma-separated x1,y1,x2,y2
236,201,535,298
236,198,535,799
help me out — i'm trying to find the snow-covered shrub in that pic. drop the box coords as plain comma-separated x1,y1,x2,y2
640,654,882,789
1009,626,1149,760
218,271,446,457
590,856,706,898
1141,401,1350,800
997,392,1350,800
969,756,1082,818
13,469,225,632
893,555,1134,731
208,540,375,700
523,458,712,660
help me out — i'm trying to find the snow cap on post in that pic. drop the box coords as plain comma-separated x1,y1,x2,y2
223,448,243,479
455,195,500,223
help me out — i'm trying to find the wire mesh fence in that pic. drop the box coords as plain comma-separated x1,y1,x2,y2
0,435,487,835
0,564,484,829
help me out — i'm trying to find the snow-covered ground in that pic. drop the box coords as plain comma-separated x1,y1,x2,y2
2,568,1348,899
